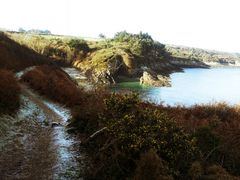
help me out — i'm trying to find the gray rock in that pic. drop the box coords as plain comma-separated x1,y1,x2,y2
140,71,171,87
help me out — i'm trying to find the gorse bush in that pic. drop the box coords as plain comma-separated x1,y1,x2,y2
69,93,199,179
157,104,240,177
102,94,198,175
68,93,240,179
103,94,197,160
0,70,21,114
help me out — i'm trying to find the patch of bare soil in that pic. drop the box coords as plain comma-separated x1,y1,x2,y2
0,96,56,180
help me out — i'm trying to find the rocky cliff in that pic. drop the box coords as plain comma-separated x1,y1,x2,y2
140,71,171,87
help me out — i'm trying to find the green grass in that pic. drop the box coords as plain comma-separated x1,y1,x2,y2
6,32,165,72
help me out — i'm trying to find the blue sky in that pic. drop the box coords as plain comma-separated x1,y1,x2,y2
1,0,240,52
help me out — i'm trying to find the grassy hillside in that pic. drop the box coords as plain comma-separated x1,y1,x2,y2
166,45,240,66
7,32,91,64
7,31,197,84
0,32,51,72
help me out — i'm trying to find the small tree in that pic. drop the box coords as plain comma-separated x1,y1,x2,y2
134,149,173,180
67,39,90,52
113,31,164,56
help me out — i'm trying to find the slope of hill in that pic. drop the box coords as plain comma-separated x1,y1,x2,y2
166,45,240,66
6,31,208,85
0,32,50,71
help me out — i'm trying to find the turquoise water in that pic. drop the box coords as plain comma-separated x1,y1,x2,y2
113,67,240,106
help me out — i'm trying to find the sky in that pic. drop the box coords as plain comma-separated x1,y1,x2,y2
1,0,240,52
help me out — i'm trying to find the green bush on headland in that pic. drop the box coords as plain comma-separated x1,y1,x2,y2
67,39,90,52
113,31,165,56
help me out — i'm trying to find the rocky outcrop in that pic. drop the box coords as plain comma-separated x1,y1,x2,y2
140,71,171,87
73,52,130,85
169,58,209,68
92,70,116,85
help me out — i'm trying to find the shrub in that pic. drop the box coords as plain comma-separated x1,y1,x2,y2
133,149,173,180
188,161,203,179
44,47,67,60
68,92,240,179
157,104,240,176
0,70,21,114
67,39,90,52
113,31,165,56
68,89,240,179
70,88,110,134
21,65,82,107
205,165,239,180
102,94,198,175
193,127,221,162
70,94,198,179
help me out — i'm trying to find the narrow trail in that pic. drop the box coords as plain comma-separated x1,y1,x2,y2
19,83,84,180
20,84,62,124
0,67,86,179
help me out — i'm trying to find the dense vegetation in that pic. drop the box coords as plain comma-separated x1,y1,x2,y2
68,92,240,179
113,31,165,56
21,65,82,107
0,70,21,114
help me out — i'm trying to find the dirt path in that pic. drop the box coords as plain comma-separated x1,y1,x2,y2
0,83,84,180
21,83,84,179
20,83,63,124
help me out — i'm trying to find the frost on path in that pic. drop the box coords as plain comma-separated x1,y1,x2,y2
0,95,54,179
43,100,84,180
0,86,85,180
